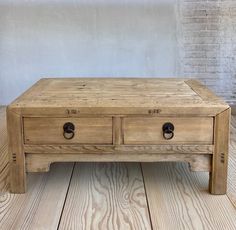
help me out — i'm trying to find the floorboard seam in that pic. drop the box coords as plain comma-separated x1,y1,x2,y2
140,163,154,230
226,193,236,209
0,162,8,175
56,162,76,230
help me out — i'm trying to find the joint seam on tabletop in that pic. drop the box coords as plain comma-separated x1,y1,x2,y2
6,107,21,116
216,107,231,117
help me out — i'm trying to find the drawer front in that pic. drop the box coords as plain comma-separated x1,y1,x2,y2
24,118,112,144
123,117,213,144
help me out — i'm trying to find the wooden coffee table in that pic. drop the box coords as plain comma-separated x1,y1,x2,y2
7,78,230,194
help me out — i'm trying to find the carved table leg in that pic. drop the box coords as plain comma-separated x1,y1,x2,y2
209,108,230,195
7,108,26,193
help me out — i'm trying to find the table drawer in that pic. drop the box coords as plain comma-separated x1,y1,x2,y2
24,117,113,144
123,117,213,145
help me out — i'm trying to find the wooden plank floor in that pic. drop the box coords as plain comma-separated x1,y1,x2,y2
0,106,8,192
0,106,235,229
142,163,236,229
228,115,236,206
59,163,151,230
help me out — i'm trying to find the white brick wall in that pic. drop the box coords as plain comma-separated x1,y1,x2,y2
177,0,236,105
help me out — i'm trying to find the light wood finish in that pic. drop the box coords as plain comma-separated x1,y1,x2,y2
7,108,26,193
24,117,112,144
59,163,152,230
124,117,213,144
9,78,229,116
185,79,227,105
24,144,213,154
142,162,236,229
7,78,230,194
210,108,231,194
1,108,236,229
112,116,122,145
0,163,74,230
25,153,212,173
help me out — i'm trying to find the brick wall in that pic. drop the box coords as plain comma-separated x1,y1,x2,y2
177,0,236,106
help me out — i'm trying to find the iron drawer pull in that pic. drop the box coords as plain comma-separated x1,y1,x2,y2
162,122,174,140
63,122,75,140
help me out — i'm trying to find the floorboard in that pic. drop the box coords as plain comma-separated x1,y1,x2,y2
0,163,74,230
0,107,8,192
142,162,236,230
59,162,152,230
228,115,236,207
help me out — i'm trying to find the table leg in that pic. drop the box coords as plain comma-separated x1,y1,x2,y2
7,108,26,193
209,108,230,194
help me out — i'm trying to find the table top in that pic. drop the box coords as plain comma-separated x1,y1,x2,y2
9,78,229,116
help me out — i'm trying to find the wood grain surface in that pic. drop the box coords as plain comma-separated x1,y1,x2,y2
0,163,74,230
123,117,213,144
24,117,113,144
0,106,236,229
9,78,204,108
8,78,229,116
210,108,230,194
9,78,229,193
25,153,212,173
24,144,213,155
185,79,227,105
7,108,26,193
142,162,236,230
58,163,152,230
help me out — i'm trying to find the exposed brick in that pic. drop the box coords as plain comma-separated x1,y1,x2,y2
178,0,236,104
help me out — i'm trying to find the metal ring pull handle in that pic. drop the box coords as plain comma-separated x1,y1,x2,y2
63,122,75,140
162,122,174,140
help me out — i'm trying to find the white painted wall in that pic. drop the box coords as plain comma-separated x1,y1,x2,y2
0,0,177,104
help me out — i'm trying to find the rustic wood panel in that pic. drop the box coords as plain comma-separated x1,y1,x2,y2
9,78,229,116
24,117,113,144
142,162,236,229
25,153,212,173
1,106,236,228
0,163,74,230
24,144,213,154
18,106,227,117
123,117,213,144
58,163,151,230
112,116,122,145
185,80,227,105
10,78,202,108
7,108,26,193
210,108,230,194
